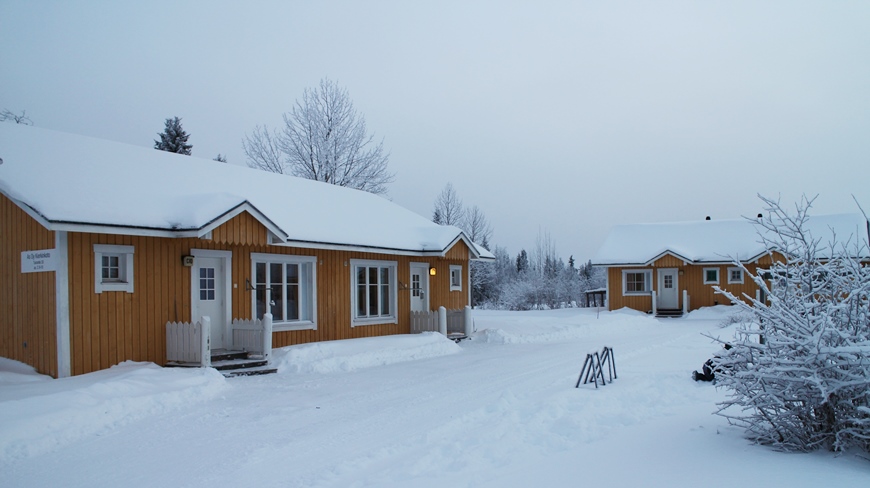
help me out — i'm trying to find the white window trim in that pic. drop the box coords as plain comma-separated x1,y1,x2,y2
449,265,463,291
703,267,720,285
351,259,398,327
94,244,134,293
728,267,744,284
622,269,652,296
251,252,317,332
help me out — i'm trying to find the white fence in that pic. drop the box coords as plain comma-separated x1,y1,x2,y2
410,306,473,337
231,315,273,360
166,314,273,365
166,316,211,367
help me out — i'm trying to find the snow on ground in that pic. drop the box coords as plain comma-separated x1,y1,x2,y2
1,307,867,487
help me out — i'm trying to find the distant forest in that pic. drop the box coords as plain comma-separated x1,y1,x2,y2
432,183,605,310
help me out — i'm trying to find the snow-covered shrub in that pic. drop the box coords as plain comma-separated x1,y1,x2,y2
713,196,870,453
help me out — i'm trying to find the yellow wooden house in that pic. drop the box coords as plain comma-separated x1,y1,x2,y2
592,214,867,317
0,124,492,378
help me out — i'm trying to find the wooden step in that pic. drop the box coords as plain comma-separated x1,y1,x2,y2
210,349,250,362
223,366,278,378
166,349,277,377
211,358,269,371
655,308,684,318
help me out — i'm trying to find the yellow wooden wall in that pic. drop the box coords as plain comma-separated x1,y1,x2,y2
2,200,472,377
60,214,470,375
430,240,470,310
0,194,58,377
606,253,779,313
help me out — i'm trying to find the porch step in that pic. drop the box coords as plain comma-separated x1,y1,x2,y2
211,352,277,378
210,349,251,362
166,349,278,377
223,366,279,377
655,308,684,318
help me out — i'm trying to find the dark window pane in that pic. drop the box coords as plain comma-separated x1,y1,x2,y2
369,284,379,315
381,284,390,315
357,285,367,317
286,281,299,320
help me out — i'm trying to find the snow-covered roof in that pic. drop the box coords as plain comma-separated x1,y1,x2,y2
592,213,869,266
0,124,493,260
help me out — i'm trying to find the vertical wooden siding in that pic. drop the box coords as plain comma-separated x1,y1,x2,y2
0,194,58,377
210,211,268,246
607,267,654,313
62,213,470,375
606,254,780,313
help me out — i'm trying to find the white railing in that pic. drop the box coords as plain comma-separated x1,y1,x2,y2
682,290,690,315
410,306,473,337
651,291,657,316
166,314,273,366
231,314,273,360
166,316,211,367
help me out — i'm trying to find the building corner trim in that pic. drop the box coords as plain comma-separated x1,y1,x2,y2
55,231,71,378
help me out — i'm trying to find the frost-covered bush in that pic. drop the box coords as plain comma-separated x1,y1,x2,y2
714,196,870,453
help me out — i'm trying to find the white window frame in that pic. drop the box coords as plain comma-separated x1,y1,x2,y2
703,267,720,285
94,244,134,293
251,253,317,332
449,265,463,291
622,269,652,296
351,259,398,327
728,267,744,284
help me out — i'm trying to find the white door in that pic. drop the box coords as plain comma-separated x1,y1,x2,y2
193,256,227,349
657,268,679,309
410,263,430,313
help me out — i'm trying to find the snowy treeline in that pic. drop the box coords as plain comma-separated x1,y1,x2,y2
478,244,605,310
432,184,605,310
713,196,870,453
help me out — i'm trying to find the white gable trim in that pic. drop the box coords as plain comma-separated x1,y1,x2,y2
643,250,692,267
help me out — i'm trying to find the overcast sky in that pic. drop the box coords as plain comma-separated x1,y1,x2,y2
2,1,869,261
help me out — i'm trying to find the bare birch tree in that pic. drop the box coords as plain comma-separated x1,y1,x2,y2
243,78,394,196
432,182,464,226
1,108,33,125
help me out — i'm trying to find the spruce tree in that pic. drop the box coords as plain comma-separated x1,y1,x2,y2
154,117,192,155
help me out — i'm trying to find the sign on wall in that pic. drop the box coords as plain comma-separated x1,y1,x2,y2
21,249,57,273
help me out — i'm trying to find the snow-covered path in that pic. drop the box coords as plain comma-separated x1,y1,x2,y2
1,308,867,487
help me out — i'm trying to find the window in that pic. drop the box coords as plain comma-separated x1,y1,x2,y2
728,267,744,284
94,244,134,293
351,259,397,326
703,268,719,284
450,265,462,291
622,269,652,295
199,267,216,301
251,253,316,330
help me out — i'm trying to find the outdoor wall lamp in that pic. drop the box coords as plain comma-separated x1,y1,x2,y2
429,267,436,276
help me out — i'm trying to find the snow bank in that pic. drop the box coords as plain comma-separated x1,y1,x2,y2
272,332,461,374
0,361,226,465
0,357,52,385
472,309,660,344
683,304,749,322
